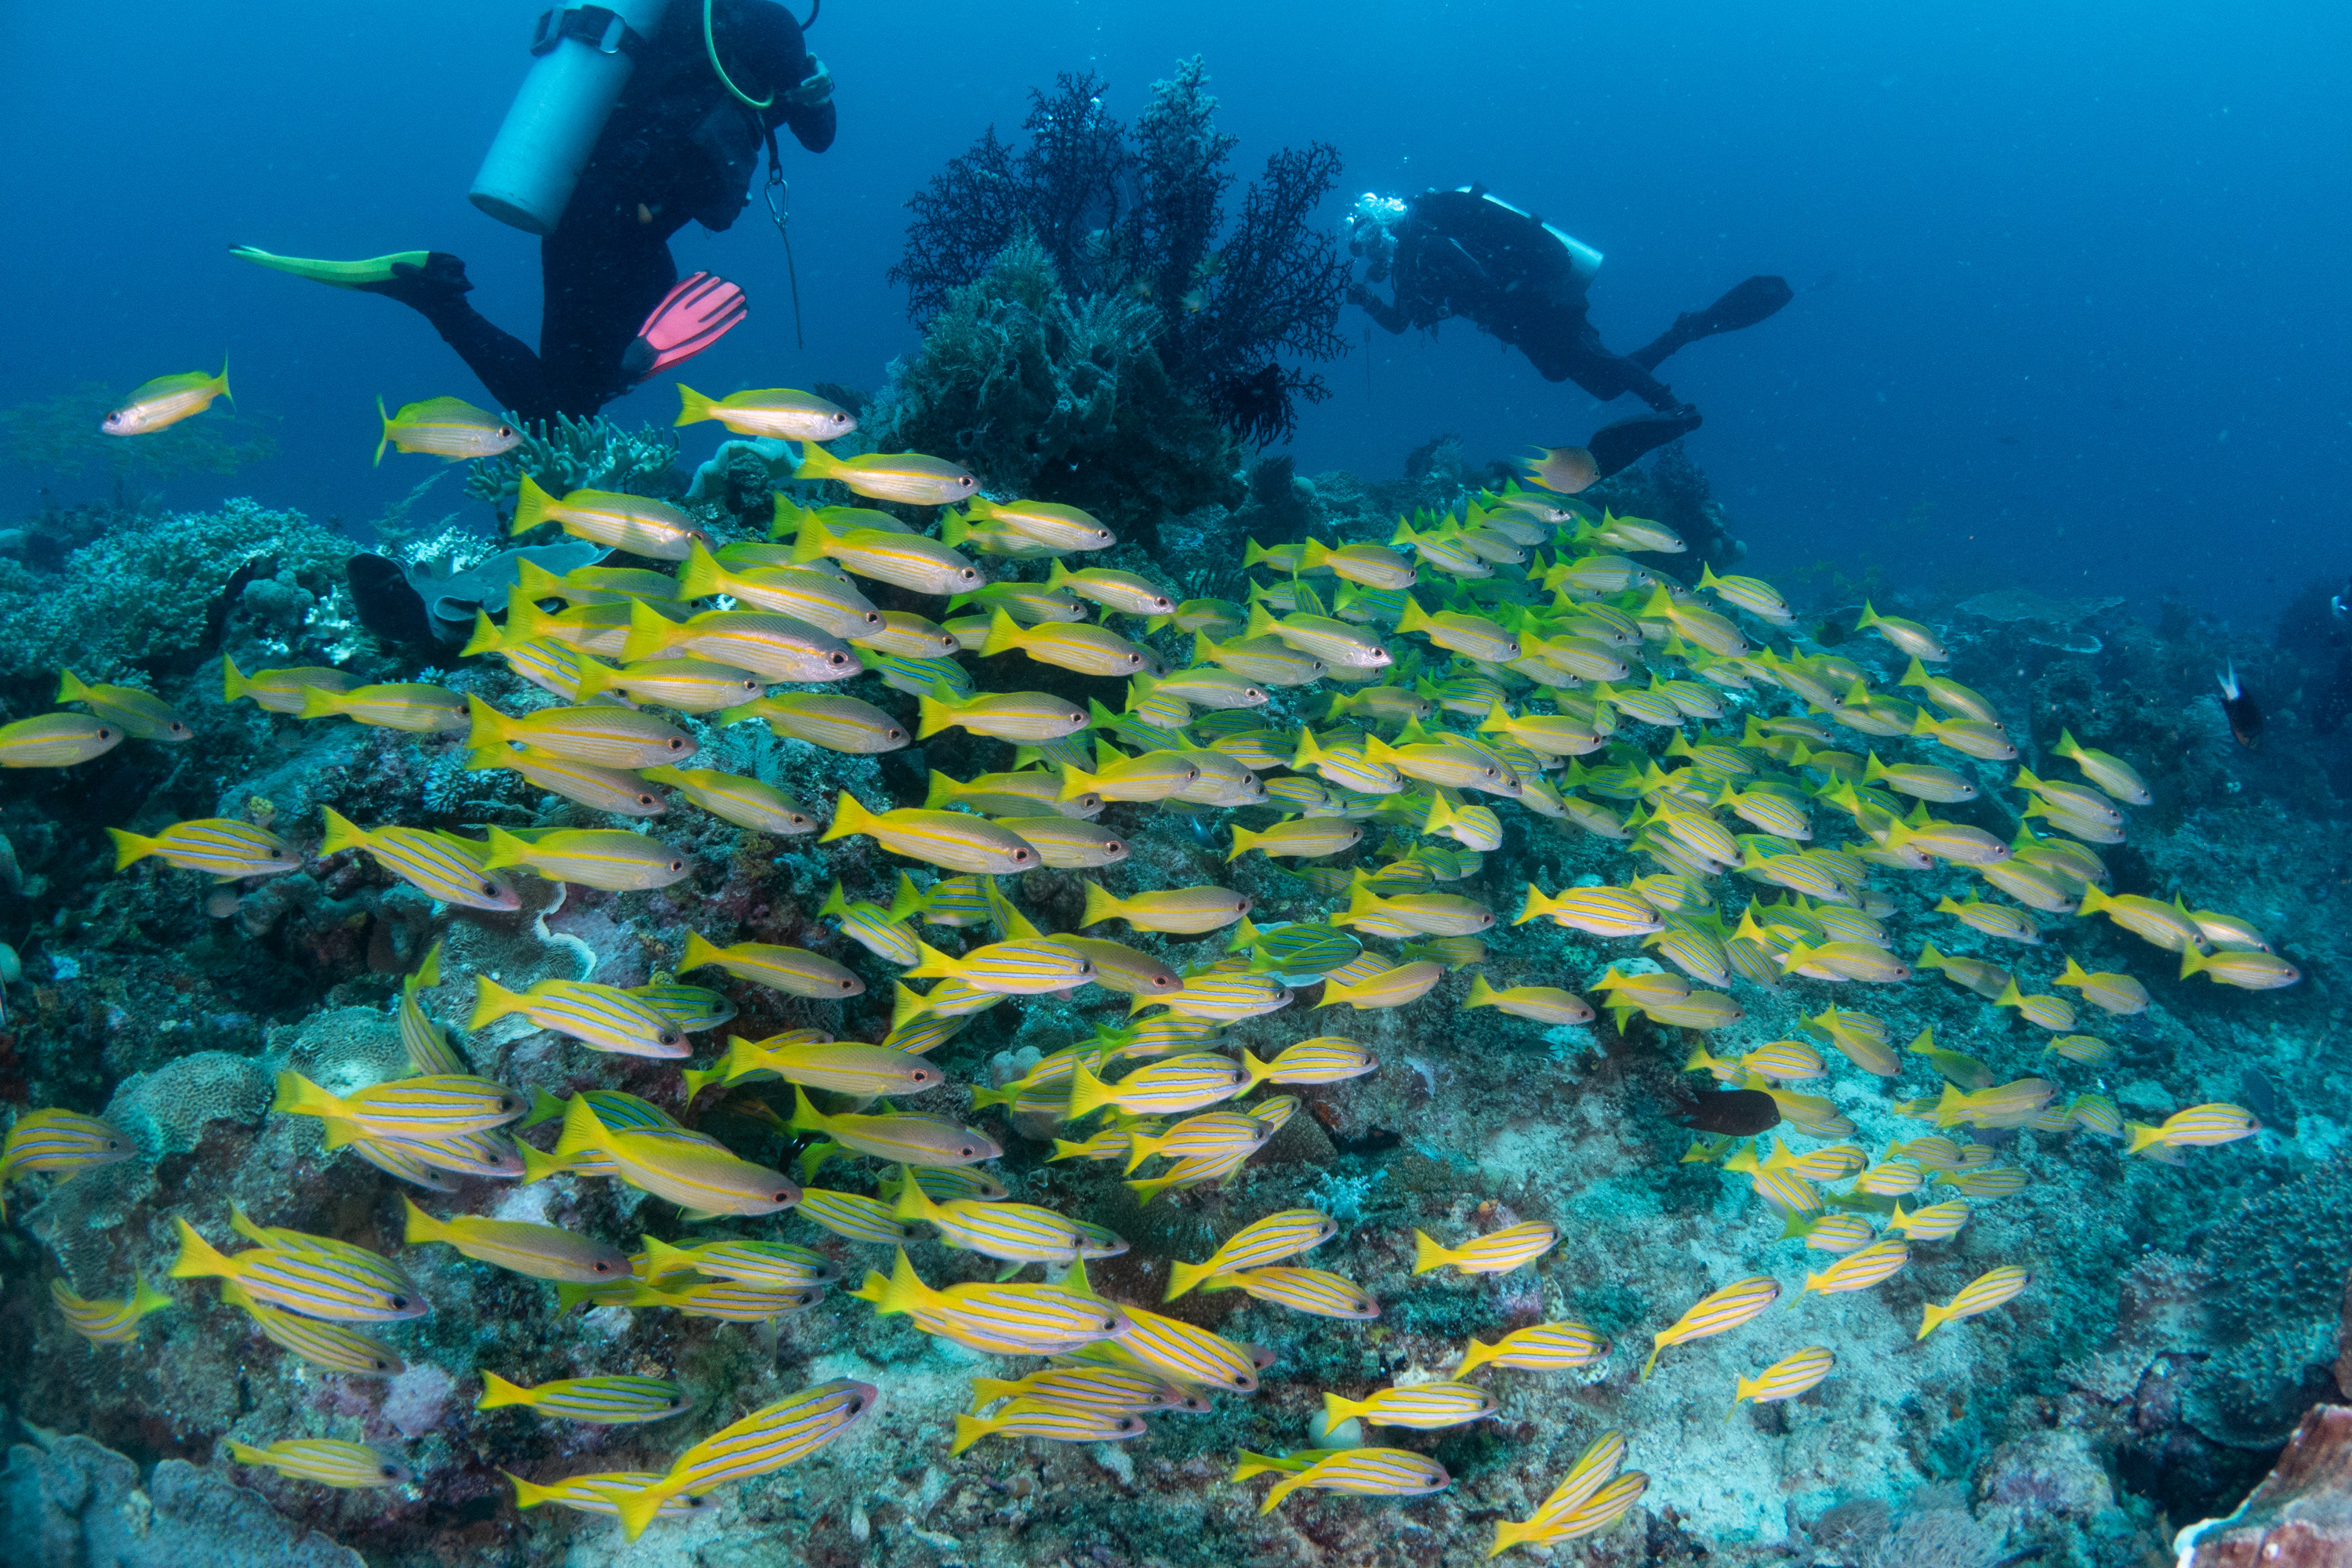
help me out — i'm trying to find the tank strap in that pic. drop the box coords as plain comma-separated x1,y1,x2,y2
529,5,652,59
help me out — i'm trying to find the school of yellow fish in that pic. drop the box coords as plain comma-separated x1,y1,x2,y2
3,379,2299,1553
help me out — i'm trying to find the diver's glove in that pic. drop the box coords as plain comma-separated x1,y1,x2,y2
782,57,833,108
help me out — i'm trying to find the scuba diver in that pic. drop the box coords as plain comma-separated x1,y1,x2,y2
1346,186,1791,481
234,0,835,425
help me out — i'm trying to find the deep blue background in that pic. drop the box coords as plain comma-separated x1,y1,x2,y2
4,1,2346,623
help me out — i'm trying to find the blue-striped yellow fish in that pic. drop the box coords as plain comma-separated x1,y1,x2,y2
637,1236,841,1291
50,1276,172,1344
1165,1209,1337,1300
1199,1265,1376,1319
1323,1381,1494,1429
272,1072,521,1142
109,818,297,880
171,1218,423,1321
1457,1320,1609,1377
400,1200,626,1283
1642,1274,1780,1377
1258,1447,1449,1513
220,1281,404,1374
477,1371,688,1424
1918,1265,2031,1338
1238,1036,1375,1088
2,1111,133,1212
1067,1056,1247,1119
951,1401,1146,1455
470,976,688,1058
227,1438,410,1489
892,1167,1125,1264
1412,1221,1559,1276
2125,1103,2259,1156
318,811,522,912
505,1470,710,1519
610,1378,879,1539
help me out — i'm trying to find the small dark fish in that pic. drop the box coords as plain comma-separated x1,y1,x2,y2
2217,662,2263,749
1668,1088,1782,1137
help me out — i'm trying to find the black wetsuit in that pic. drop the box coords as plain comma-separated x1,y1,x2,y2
1354,185,1790,477
1357,187,1679,407
382,0,834,423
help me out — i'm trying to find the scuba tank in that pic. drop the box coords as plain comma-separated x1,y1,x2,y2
470,0,673,235
1456,187,1604,292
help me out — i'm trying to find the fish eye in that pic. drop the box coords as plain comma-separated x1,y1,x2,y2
389,1294,409,1309
637,793,657,806
774,1190,793,1202
269,848,285,858
593,1258,614,1273
1013,850,1033,863
889,728,906,741
381,1466,401,1479
667,737,686,750
789,815,809,827
830,653,850,666
98,728,114,739
373,1358,392,1370
668,859,685,871
483,881,499,895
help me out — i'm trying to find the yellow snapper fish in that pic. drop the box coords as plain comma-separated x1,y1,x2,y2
296,682,470,732
0,713,123,768
514,474,708,560
1488,1433,1643,1556
676,383,853,440
221,659,359,715
56,670,190,741
2124,1102,2260,1156
1918,1265,2031,1338
1643,1274,1780,1377
609,1379,879,1539
102,361,231,435
1411,1221,1559,1276
227,1439,410,1489
375,395,517,463
108,818,298,880
1726,1345,1835,1417
794,443,978,505
401,1200,628,1283
480,826,691,892
1257,1447,1450,1513
49,1277,172,1345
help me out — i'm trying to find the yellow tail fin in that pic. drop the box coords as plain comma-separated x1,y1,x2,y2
1410,1229,1454,1275
105,828,156,870
511,473,557,535
674,383,717,427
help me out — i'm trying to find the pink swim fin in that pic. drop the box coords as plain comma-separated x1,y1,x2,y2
622,272,746,382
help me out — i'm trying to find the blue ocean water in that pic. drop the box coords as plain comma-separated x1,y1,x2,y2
4,1,2347,621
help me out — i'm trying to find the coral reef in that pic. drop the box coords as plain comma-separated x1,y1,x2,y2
887,60,1350,450
868,234,1241,545
0,499,353,684
0,1433,364,1568
0,443,2348,1568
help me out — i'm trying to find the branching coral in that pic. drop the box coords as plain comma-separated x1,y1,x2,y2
0,498,350,681
887,58,1348,450
869,233,1240,546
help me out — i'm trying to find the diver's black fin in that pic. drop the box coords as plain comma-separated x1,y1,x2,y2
1588,406,1704,479
1628,276,1794,371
